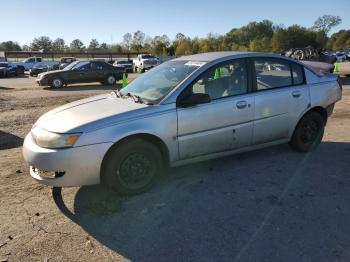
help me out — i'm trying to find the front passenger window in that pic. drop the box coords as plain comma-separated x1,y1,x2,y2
189,59,248,100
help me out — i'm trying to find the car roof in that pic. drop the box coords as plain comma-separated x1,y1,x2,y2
172,51,292,62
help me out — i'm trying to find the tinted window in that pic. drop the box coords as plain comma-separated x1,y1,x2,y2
291,63,304,85
27,58,35,63
189,59,247,100
92,61,108,70
74,61,91,71
37,58,42,62
254,58,291,90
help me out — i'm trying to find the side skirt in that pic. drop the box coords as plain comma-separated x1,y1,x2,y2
170,138,289,167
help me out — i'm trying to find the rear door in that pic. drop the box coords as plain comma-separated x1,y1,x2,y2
91,61,109,82
251,57,309,144
177,58,255,159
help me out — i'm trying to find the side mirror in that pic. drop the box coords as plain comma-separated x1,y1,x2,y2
178,93,211,108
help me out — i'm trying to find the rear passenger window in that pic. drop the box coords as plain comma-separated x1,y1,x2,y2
291,63,304,85
254,58,292,90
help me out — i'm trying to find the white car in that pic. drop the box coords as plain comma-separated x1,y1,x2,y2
336,52,347,62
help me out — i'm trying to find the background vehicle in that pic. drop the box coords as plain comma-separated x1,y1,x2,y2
36,60,124,88
23,52,342,195
133,54,159,73
59,57,76,69
0,62,24,77
335,52,347,62
113,60,133,73
283,47,337,64
29,64,53,76
11,57,59,70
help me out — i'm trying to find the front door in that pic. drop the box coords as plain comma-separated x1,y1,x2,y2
69,61,93,83
177,59,255,159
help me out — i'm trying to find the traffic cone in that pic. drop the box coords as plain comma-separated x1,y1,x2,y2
122,73,128,88
334,63,340,74
214,68,219,80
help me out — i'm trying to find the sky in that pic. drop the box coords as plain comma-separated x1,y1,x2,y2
1,0,349,46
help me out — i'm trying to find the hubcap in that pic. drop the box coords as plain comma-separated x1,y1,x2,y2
301,120,319,144
118,152,154,190
107,76,115,84
53,79,61,87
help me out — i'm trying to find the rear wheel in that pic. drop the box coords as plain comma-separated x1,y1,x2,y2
102,138,162,195
290,111,325,152
51,78,63,88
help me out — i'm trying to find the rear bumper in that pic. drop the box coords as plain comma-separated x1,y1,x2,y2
23,134,112,187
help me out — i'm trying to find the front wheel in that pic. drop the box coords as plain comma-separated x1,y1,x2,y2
289,111,325,152
102,139,162,195
51,78,63,88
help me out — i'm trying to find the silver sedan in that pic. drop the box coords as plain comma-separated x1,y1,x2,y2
23,52,342,195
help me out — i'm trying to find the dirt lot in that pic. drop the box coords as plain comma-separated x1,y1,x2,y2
1,65,350,262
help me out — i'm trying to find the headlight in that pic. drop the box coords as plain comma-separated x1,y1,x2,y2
31,126,81,148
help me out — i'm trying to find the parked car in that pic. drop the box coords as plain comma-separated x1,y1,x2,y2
133,54,159,73
29,64,52,76
23,52,342,195
113,60,133,73
12,57,59,70
36,60,124,88
59,57,76,69
284,47,337,64
335,52,347,62
0,62,24,77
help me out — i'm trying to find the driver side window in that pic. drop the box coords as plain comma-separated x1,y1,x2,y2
78,62,91,71
189,59,248,100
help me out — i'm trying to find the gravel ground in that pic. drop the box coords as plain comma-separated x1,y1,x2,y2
0,65,350,262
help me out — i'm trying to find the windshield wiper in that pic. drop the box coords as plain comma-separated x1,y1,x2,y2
121,92,143,104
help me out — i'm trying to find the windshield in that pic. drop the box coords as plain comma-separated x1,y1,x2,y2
33,64,46,69
63,61,80,70
120,60,202,103
141,55,155,59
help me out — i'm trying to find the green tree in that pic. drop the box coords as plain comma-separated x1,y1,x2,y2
131,30,145,52
52,38,66,52
122,33,132,51
99,43,109,50
88,39,100,50
327,30,350,50
312,15,342,34
30,36,52,52
151,35,170,55
70,39,85,52
0,41,22,51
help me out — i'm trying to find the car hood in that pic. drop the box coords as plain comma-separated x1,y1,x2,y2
35,93,149,133
39,70,62,77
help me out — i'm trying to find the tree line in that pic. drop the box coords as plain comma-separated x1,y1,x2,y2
1,15,349,56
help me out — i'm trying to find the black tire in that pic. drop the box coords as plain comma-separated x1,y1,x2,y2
289,111,325,152
102,138,162,195
51,78,63,88
106,75,116,85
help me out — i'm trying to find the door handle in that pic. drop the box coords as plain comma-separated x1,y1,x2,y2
292,91,301,98
236,101,247,109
